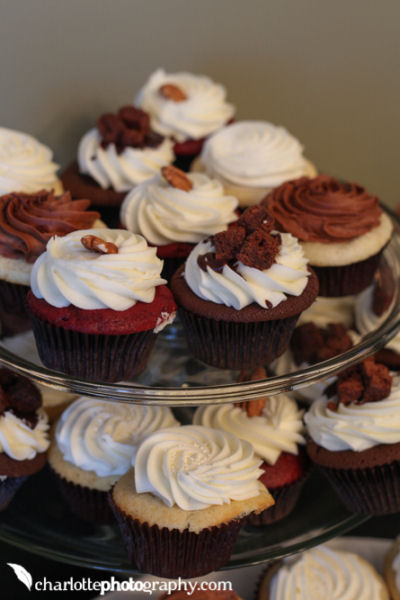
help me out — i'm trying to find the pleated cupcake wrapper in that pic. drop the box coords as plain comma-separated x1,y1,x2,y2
319,460,400,515
0,280,31,335
29,313,156,382
0,476,27,510
246,468,311,526
109,493,243,578
53,470,114,524
312,249,384,297
178,308,300,369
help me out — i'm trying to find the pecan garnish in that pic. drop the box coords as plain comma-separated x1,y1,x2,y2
237,367,267,416
159,83,187,102
81,235,118,254
161,165,193,191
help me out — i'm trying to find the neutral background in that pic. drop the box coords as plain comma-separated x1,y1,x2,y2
1,0,399,207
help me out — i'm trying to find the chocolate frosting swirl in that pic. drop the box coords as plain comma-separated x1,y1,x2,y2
265,175,382,243
0,190,100,263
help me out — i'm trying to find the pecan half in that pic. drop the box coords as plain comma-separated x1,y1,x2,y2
81,235,118,254
161,165,193,191
159,83,187,102
237,366,267,416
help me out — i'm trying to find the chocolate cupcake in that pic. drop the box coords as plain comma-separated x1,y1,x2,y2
49,397,178,523
120,166,238,281
265,175,393,296
26,229,177,382
0,189,101,335
109,425,274,578
0,368,50,510
134,69,235,171
170,205,319,369
305,357,400,514
61,106,174,226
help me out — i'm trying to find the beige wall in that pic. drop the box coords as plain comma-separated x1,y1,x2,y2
1,0,399,207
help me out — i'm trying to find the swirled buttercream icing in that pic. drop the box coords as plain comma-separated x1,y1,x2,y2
134,425,263,510
268,545,388,599
266,175,383,243
304,374,400,451
193,395,305,465
78,129,174,192
0,190,100,263
30,228,165,310
120,172,238,245
0,409,49,461
0,127,60,194
184,232,309,310
134,69,235,142
56,397,178,477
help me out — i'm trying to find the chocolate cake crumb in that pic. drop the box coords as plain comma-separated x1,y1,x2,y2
97,106,162,153
335,357,392,405
374,348,400,370
0,368,41,425
290,322,353,366
237,228,280,270
214,227,246,263
237,205,275,234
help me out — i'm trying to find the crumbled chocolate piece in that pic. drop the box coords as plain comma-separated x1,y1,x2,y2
97,113,124,147
337,370,364,405
335,357,392,405
237,367,267,416
374,348,400,371
237,228,280,270
0,368,42,422
317,323,353,361
237,205,275,234
197,252,226,273
214,227,246,263
118,106,150,131
327,400,338,412
96,105,162,153
290,322,353,366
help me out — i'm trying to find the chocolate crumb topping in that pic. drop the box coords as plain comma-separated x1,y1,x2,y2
374,348,400,371
97,106,163,153
237,205,275,234
332,357,392,408
0,368,42,428
290,322,353,366
237,366,267,416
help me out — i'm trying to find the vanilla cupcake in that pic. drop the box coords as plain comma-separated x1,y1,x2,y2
109,425,274,578
257,545,389,599
49,397,178,523
384,538,400,600
195,121,316,207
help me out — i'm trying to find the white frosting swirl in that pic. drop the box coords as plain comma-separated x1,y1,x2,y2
134,425,263,510
56,397,178,478
0,409,49,461
30,229,166,310
184,233,309,310
120,172,238,245
305,374,400,451
355,284,400,353
0,127,60,194
193,395,305,465
134,68,235,142
269,545,387,600
78,128,174,192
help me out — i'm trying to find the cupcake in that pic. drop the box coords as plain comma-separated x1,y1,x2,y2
0,368,50,510
194,121,316,207
109,425,274,578
0,189,101,335
194,368,308,524
384,538,400,600
170,205,319,369
61,105,174,226
49,397,178,523
120,166,238,280
134,68,235,170
26,229,177,382
257,544,389,599
265,175,393,296
305,357,400,514
0,126,62,195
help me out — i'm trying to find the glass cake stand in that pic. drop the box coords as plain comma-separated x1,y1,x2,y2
0,207,399,572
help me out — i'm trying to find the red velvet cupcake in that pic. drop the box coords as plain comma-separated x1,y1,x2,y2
26,229,176,382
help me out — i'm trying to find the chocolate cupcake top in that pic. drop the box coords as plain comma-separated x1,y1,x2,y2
56,397,178,477
304,358,400,452
135,68,235,142
184,206,310,310
266,175,382,243
30,229,166,310
134,425,263,510
0,190,100,263
0,127,60,194
120,167,238,246
78,106,174,192
0,368,49,461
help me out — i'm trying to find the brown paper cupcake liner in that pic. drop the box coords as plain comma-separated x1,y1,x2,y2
312,248,384,297
0,476,27,511
29,313,156,382
177,308,300,369
52,469,115,524
0,279,31,335
109,493,243,578
319,460,400,515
